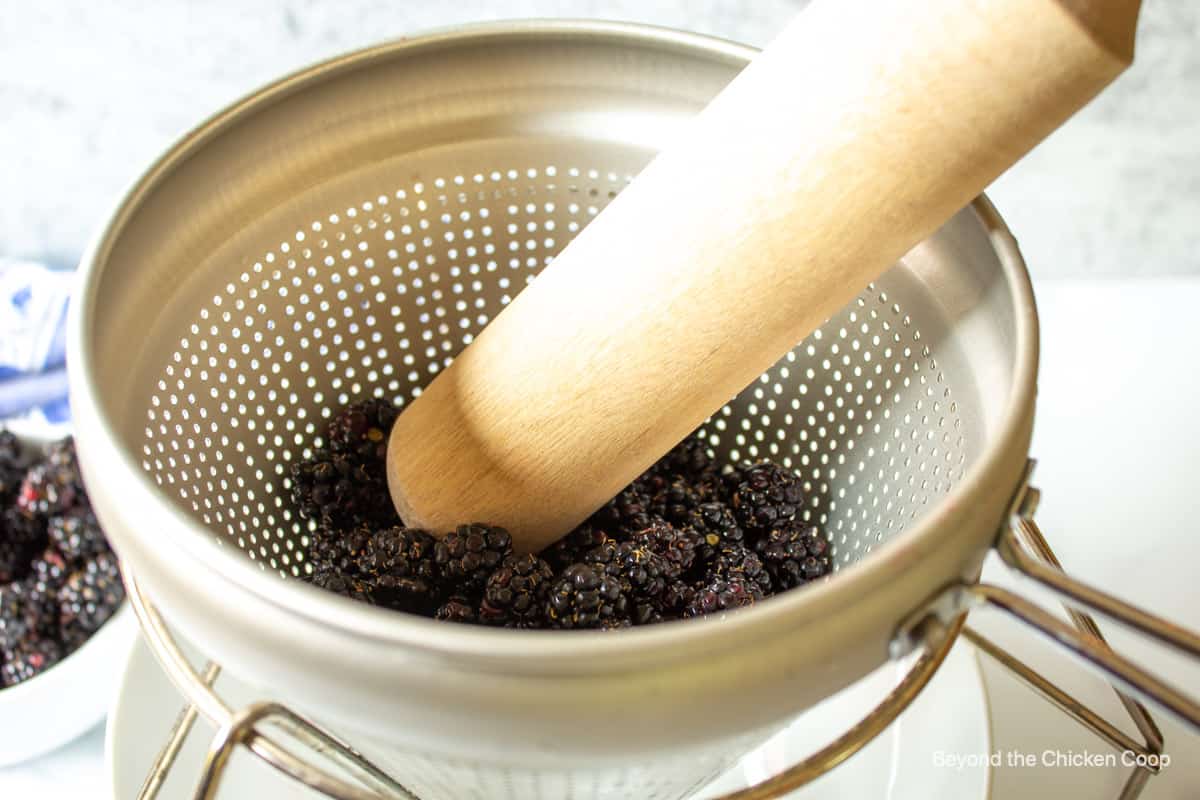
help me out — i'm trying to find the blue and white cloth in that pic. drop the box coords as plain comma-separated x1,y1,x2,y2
0,258,74,427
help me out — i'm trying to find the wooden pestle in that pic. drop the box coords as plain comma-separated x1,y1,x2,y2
387,0,1141,552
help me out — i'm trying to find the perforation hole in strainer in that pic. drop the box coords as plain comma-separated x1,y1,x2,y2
140,165,968,577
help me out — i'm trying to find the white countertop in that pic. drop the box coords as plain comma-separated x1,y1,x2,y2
2,276,1197,798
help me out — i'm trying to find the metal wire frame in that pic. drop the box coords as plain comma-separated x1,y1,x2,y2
122,472,1184,800
123,569,964,800
124,572,418,800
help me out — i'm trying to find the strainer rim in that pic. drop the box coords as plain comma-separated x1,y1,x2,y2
68,19,1039,667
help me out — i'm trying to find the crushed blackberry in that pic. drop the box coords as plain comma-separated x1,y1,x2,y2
434,524,512,593
480,553,554,628
755,521,832,589
2,636,64,686
58,552,125,648
435,596,479,624
728,462,805,534
545,563,627,629
17,437,86,516
47,510,109,564
684,576,764,618
355,527,441,613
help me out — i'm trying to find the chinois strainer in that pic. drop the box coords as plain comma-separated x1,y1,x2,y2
68,19,1199,800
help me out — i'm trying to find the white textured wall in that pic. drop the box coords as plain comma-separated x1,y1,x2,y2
1,0,1196,275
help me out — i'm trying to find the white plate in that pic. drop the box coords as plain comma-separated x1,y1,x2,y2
107,634,991,799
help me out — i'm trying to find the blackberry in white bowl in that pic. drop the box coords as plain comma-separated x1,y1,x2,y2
0,428,134,766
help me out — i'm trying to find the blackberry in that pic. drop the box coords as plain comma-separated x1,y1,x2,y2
326,399,398,463
599,616,634,631
18,437,87,516
688,502,745,561
58,552,125,647
0,540,31,584
545,563,627,630
289,449,396,531
434,524,512,593
0,581,57,650
586,539,669,609
307,525,374,577
47,510,110,564
435,596,479,625
708,543,772,595
728,462,805,534
629,522,702,581
0,508,45,583
309,567,375,605
2,636,64,686
660,579,697,616
356,527,441,614
648,477,708,525
684,576,763,618
588,485,655,538
2,506,46,545
755,521,832,590
480,553,554,628
0,578,61,648
30,546,71,593
0,430,25,506
629,602,664,626
541,523,610,573
651,432,714,480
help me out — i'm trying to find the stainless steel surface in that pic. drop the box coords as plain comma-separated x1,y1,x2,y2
127,559,971,800
69,19,1041,800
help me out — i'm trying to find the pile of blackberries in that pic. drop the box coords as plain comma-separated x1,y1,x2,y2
0,432,124,687
293,401,832,630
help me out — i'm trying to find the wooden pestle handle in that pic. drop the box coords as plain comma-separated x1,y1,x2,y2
388,0,1141,552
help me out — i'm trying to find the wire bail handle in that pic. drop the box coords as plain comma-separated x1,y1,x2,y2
893,459,1200,731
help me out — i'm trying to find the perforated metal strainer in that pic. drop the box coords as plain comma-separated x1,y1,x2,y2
68,21,1199,800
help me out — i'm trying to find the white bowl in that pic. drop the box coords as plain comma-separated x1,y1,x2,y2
0,426,137,766
0,604,135,766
